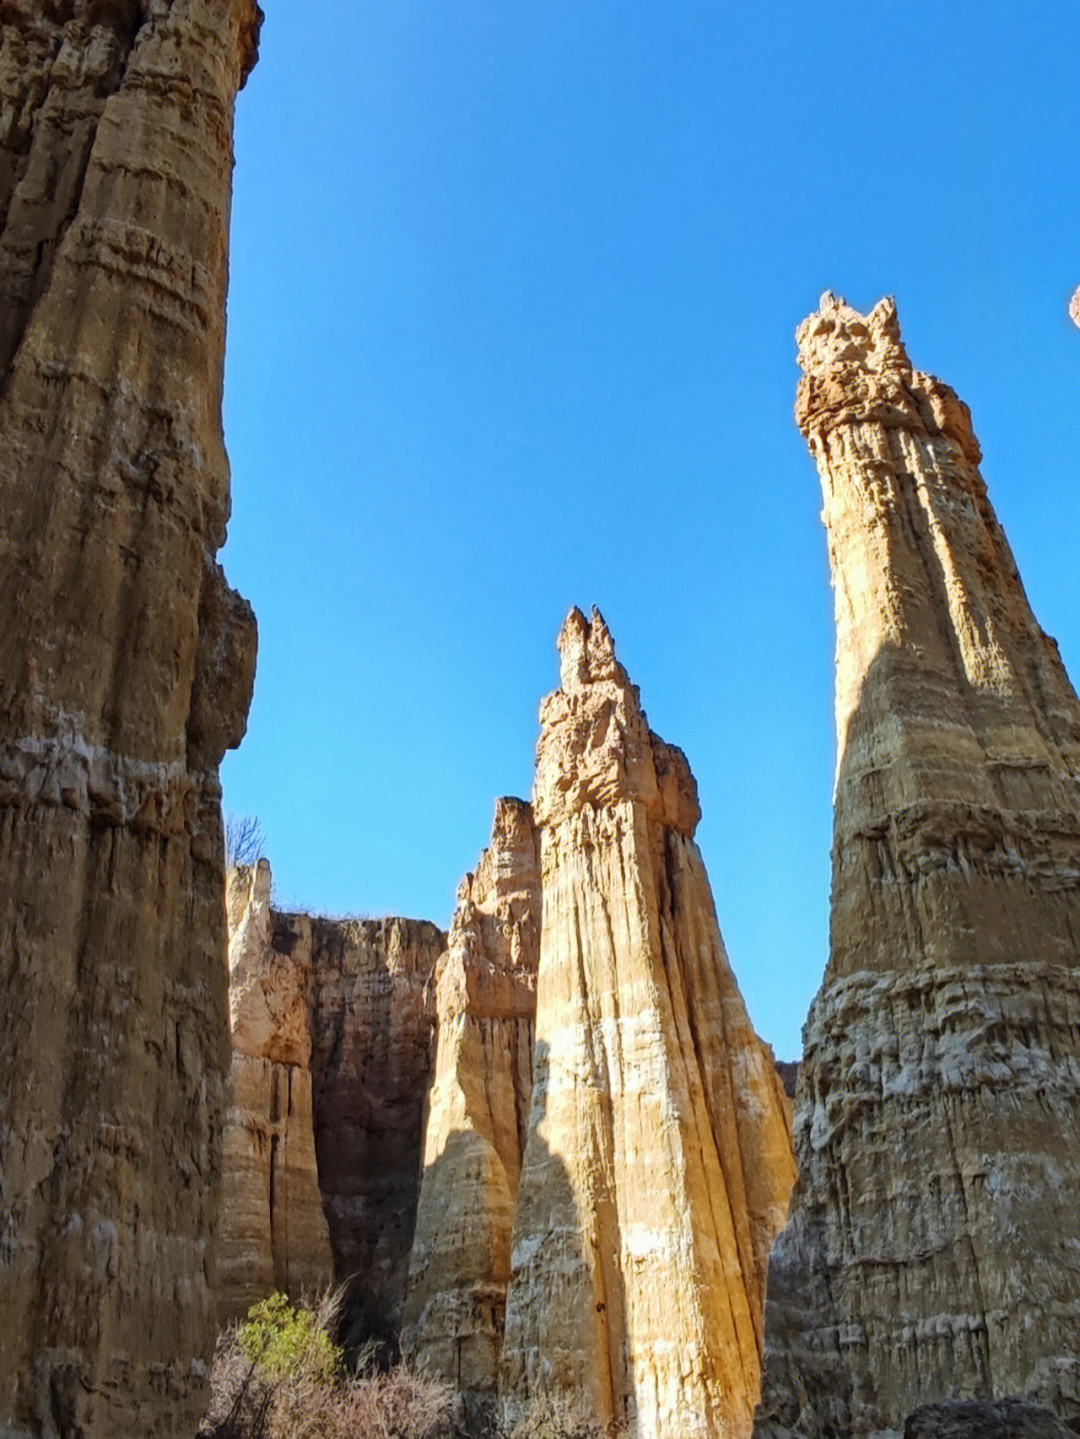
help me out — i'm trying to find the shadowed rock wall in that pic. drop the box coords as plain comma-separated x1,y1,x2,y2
0,2,259,1434
500,608,796,1439
757,295,1080,1438
219,880,446,1341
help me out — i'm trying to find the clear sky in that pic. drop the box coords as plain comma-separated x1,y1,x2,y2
220,0,1080,1059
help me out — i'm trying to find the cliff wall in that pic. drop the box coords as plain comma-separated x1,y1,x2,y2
218,876,445,1340
757,295,1080,1437
0,3,258,1434
500,609,796,1439
217,864,334,1323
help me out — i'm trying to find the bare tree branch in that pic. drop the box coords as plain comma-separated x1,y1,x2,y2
225,814,266,868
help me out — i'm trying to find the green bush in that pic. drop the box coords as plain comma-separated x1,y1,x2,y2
238,1291,342,1384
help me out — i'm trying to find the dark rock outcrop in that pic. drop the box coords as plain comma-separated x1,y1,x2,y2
905,1399,1079,1439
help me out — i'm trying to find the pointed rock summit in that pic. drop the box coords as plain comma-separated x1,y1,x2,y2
402,797,541,1400
500,608,796,1439
757,295,1080,1436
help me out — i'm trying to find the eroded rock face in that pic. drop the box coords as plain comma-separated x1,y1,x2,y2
757,295,1080,1438
305,912,446,1339
217,864,334,1323
0,3,259,1434
904,1398,1079,1439
401,797,540,1399
500,609,797,1439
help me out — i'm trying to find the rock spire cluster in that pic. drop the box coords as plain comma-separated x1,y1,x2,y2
498,609,796,1438
0,2,259,1434
756,295,1080,1437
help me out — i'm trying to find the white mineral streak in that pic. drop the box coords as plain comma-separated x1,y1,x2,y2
500,607,796,1439
756,295,1080,1439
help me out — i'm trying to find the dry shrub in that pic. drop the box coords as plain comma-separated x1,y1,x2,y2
200,1290,459,1439
500,1396,615,1439
338,1367,459,1438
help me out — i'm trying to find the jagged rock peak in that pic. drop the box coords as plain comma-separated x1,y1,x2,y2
459,795,538,912
535,606,701,835
795,292,982,464
502,612,796,1438
796,290,908,375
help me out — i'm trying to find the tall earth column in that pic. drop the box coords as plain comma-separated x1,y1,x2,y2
501,609,796,1439
757,295,1080,1437
402,797,540,1403
0,3,260,1434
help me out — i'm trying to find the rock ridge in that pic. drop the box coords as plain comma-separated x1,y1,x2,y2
218,875,447,1341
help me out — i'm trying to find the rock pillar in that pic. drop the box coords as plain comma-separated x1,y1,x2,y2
501,608,796,1439
402,797,540,1400
757,295,1080,1437
0,3,259,1434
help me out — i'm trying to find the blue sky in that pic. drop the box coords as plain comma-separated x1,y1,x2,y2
220,0,1080,1058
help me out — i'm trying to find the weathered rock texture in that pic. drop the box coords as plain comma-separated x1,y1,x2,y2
757,295,1080,1438
904,1399,1079,1439
402,797,540,1398
218,863,334,1323
218,880,446,1339
304,912,446,1338
500,609,797,1439
0,3,259,1434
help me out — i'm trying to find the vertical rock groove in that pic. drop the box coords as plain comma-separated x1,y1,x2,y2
756,295,1080,1438
0,3,260,1433
500,608,796,1439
